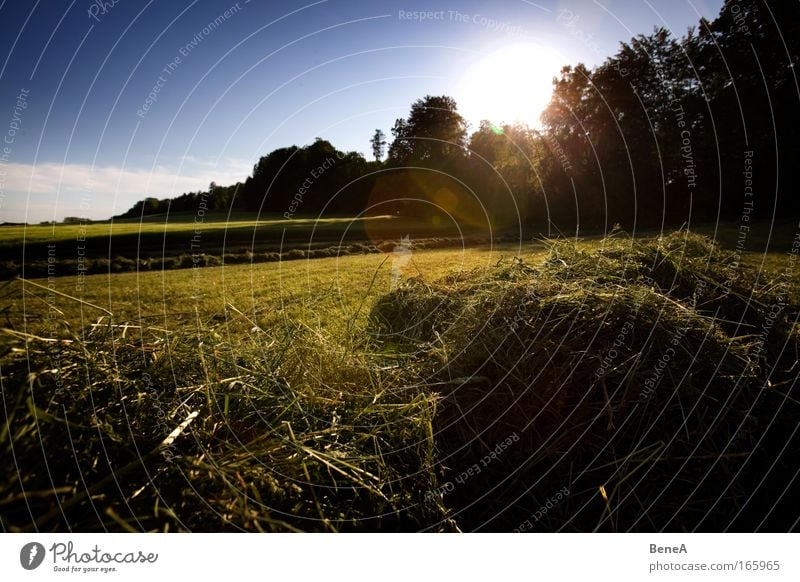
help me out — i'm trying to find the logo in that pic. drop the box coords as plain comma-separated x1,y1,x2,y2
20,542,46,570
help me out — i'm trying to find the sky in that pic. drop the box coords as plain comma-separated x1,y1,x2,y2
0,0,723,222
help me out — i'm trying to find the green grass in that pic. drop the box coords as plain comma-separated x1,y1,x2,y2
1,244,531,532
369,231,800,531
0,213,479,253
3,245,536,336
0,213,493,280
0,214,402,246
1,227,798,532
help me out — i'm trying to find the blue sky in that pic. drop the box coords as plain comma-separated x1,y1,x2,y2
0,0,723,222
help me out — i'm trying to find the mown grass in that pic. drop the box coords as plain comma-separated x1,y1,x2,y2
2,245,527,335
0,321,452,531
0,214,398,246
1,229,798,532
369,231,800,531
0,213,494,281
0,245,522,532
0,213,470,261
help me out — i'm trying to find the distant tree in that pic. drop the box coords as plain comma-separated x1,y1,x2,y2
387,118,412,163
209,181,234,211
241,139,372,215
244,146,300,212
144,197,163,215
468,121,539,226
370,129,386,162
388,95,468,165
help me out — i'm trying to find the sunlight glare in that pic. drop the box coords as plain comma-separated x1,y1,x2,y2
456,43,564,129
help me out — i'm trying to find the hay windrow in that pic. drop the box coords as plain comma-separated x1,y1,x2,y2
369,232,799,531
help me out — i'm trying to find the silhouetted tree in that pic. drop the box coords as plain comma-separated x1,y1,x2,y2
388,95,468,165
537,0,800,229
468,121,539,227
370,129,386,163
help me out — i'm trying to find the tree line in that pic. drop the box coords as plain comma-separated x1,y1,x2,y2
116,0,799,232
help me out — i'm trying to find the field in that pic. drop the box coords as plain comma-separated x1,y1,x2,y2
3,224,793,335
0,241,524,532
3,245,519,336
0,214,411,246
5,216,794,338
0,212,498,281
1,219,799,532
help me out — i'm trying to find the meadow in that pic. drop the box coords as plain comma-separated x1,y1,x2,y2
0,212,494,280
0,213,415,246
3,244,523,333
1,221,798,532
2,0,798,539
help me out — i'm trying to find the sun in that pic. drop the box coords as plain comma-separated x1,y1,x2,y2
456,43,564,129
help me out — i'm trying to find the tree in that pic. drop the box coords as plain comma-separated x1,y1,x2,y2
387,95,468,165
689,0,800,218
387,118,412,163
244,146,300,212
370,129,386,162
113,0,800,227
468,121,539,226
539,28,707,229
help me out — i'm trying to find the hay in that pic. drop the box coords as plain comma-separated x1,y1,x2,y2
369,231,800,531
0,318,452,532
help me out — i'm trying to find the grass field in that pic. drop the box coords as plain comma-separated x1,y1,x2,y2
3,233,792,338
0,212,477,257
1,222,799,532
3,244,530,336
0,214,402,246
0,212,496,280
1,242,527,532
